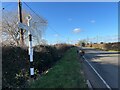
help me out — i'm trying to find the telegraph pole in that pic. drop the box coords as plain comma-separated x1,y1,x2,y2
18,0,24,46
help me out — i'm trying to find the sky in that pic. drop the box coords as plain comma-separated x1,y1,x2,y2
2,2,118,44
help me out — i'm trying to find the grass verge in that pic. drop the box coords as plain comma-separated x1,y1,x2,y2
107,50,120,52
28,47,87,88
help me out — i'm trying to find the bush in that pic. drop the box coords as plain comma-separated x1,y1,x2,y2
2,44,73,88
2,46,29,88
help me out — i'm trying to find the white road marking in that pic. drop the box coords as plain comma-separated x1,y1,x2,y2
87,80,93,90
82,56,112,90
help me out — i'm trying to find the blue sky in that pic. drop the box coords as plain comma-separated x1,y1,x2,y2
2,2,118,44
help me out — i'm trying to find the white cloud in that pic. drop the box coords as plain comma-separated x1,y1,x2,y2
54,34,59,37
73,28,81,33
90,20,96,23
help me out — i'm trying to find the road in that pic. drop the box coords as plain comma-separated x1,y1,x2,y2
79,47,119,89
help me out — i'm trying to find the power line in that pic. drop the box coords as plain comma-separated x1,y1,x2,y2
22,2,47,23
22,2,67,40
48,25,66,39
2,1,67,44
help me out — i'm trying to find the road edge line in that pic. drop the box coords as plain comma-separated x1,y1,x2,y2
82,56,112,90
87,80,93,90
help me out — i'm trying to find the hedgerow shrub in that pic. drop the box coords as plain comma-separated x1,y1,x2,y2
2,46,29,88
2,44,73,88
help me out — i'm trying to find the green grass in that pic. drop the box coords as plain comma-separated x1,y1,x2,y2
28,47,87,88
107,50,120,52
95,48,120,52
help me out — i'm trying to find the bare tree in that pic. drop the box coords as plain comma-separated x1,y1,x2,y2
2,10,25,46
2,9,48,46
28,13,48,46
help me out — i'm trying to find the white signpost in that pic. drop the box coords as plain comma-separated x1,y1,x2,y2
18,15,34,78
18,22,30,31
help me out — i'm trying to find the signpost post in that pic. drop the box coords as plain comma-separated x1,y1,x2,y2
18,15,34,78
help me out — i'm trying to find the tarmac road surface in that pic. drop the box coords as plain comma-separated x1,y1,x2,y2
79,47,119,89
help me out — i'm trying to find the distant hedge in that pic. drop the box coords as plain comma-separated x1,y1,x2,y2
2,44,73,88
86,42,120,51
